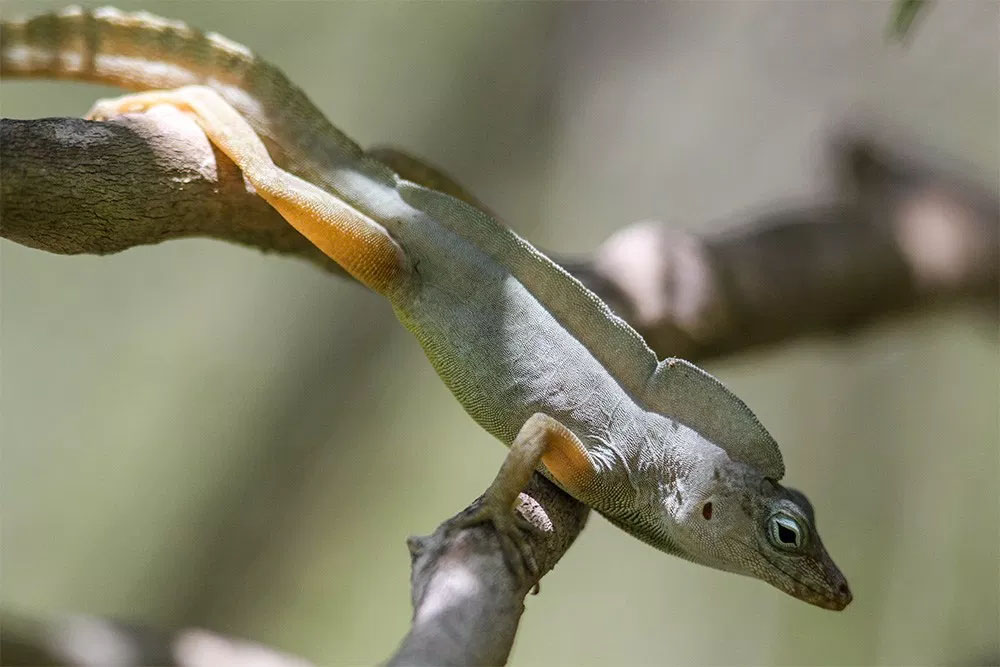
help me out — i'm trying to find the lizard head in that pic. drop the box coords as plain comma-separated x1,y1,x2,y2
669,459,852,610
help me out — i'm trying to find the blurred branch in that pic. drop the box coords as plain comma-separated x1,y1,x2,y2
567,133,998,361
1,111,997,665
0,612,313,667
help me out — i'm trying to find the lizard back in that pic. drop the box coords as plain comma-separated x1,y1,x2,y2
1,6,782,478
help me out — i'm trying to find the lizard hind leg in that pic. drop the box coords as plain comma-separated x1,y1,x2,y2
455,413,599,590
87,86,409,296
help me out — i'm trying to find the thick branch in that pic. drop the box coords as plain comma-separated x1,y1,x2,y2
2,112,996,666
0,111,335,269
4,113,995,365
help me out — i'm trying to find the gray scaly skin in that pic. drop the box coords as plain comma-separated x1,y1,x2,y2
1,6,851,610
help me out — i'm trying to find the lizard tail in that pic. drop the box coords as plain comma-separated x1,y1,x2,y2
0,6,388,192
2,7,256,91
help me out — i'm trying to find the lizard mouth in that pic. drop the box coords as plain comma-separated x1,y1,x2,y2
760,551,852,611
725,536,851,610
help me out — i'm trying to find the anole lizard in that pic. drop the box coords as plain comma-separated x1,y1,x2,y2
1,6,851,610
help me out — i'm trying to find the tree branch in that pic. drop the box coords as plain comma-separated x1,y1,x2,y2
0,612,313,667
0,110,334,269
389,477,589,666
2,111,996,666
563,135,998,360
4,111,995,365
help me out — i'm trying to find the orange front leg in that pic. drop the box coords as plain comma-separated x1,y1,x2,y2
455,413,598,587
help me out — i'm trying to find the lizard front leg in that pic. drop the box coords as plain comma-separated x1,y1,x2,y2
457,413,599,587
87,86,410,296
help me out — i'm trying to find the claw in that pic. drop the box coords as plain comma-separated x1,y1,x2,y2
86,95,140,121
85,92,179,122
453,499,540,590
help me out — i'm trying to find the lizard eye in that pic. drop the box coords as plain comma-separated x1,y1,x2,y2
767,512,806,550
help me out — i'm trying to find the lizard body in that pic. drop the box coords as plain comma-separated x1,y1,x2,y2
1,6,851,609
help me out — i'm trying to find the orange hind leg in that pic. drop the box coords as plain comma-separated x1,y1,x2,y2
88,85,409,296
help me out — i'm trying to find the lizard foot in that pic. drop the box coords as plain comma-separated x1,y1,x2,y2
453,496,542,592
86,92,169,121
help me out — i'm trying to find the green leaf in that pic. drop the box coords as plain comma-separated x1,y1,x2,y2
889,0,929,41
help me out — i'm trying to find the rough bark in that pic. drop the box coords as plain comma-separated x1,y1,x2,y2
1,111,996,666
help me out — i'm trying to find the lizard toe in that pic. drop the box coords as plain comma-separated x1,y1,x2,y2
452,500,540,591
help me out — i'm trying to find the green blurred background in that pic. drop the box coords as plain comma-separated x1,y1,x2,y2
2,2,997,664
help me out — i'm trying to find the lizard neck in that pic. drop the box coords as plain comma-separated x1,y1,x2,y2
593,413,724,556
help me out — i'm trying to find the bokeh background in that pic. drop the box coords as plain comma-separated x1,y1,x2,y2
2,2,997,665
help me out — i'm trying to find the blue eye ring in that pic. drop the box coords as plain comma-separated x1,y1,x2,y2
767,512,807,550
